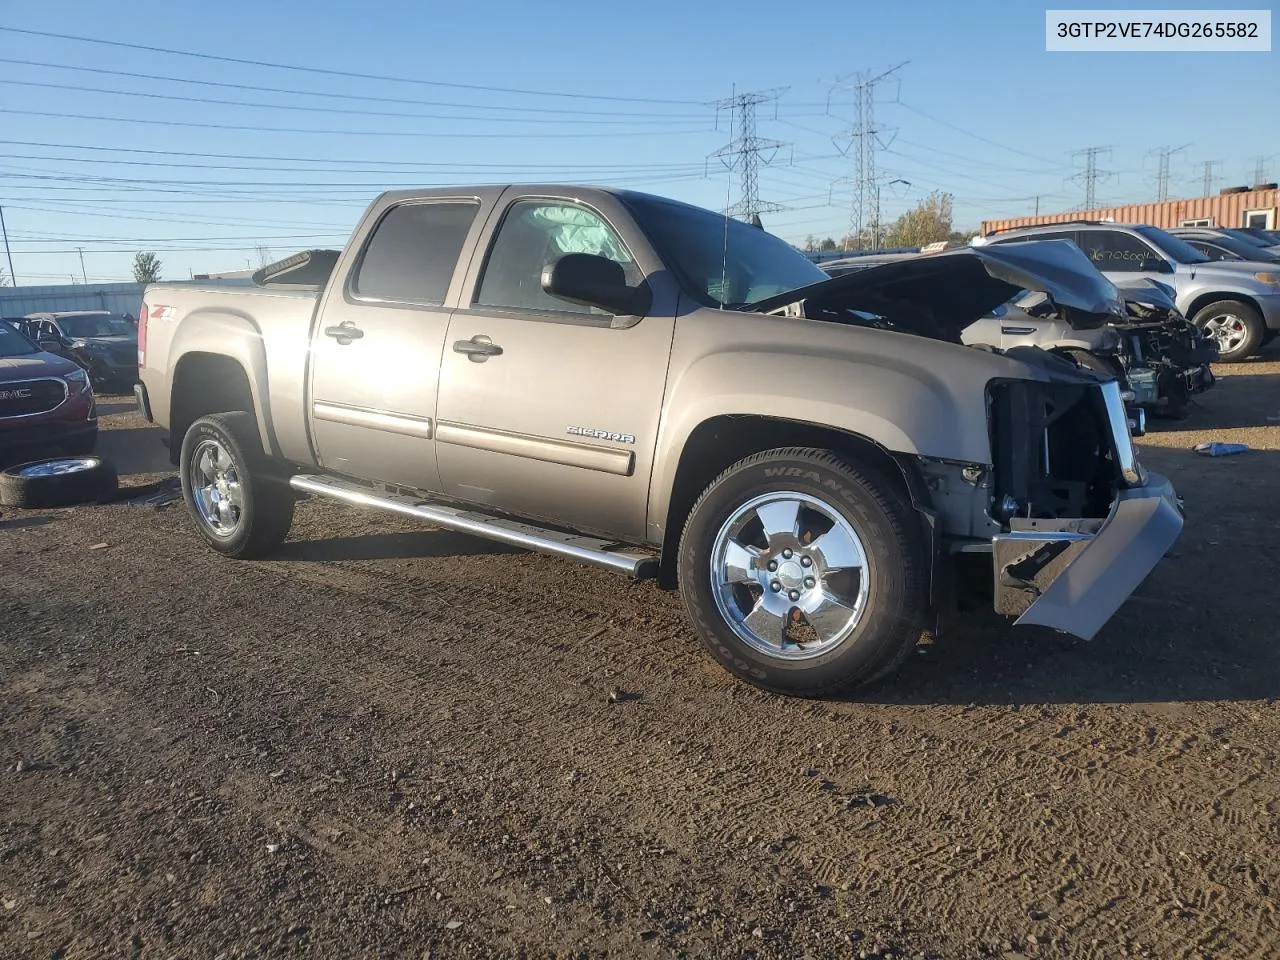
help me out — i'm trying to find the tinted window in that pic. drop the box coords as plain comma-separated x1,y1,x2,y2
353,201,478,305
1079,230,1162,272
1188,241,1234,261
1134,226,1209,263
622,194,828,307
59,314,130,337
0,320,37,357
476,200,639,314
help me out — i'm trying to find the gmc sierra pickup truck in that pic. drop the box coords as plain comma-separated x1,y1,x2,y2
135,186,1184,696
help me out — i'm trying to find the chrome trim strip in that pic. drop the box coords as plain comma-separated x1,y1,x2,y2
288,474,655,577
436,421,634,477
312,400,433,439
0,376,69,421
1099,380,1144,486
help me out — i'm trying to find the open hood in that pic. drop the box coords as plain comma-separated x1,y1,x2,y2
751,240,1125,341
1113,277,1179,314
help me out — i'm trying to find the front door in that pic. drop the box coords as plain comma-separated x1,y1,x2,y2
308,198,481,491
435,197,676,541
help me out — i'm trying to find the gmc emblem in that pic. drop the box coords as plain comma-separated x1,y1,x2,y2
0,388,34,401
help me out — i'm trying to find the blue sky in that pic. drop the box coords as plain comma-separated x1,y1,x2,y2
0,0,1276,284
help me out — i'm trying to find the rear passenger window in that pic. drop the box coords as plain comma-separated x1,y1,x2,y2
1078,230,1160,272
353,201,478,305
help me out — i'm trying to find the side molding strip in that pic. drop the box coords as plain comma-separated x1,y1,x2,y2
436,421,634,477
313,400,434,439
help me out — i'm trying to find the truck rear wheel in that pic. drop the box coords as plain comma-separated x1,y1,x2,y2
677,447,928,697
179,412,294,558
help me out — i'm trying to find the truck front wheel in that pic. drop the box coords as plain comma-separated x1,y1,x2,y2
179,412,294,558
677,448,928,697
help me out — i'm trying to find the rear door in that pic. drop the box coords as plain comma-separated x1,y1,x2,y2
307,197,487,491
1077,228,1168,283
434,193,677,541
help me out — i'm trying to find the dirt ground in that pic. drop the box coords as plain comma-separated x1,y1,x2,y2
3,354,1279,960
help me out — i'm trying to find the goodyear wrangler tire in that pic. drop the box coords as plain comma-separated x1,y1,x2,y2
677,447,928,697
179,412,294,559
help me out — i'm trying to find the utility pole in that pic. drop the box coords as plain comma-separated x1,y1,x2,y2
709,87,790,223
76,246,87,284
1069,146,1112,211
1198,159,1221,197
0,204,15,286
1149,144,1189,202
831,63,907,249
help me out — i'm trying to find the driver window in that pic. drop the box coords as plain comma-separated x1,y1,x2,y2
475,200,639,315
1079,230,1161,272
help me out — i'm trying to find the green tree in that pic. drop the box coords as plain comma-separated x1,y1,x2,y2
819,237,839,252
883,191,955,248
132,251,162,283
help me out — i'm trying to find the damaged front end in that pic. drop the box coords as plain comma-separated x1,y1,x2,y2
1112,281,1218,414
986,373,1183,639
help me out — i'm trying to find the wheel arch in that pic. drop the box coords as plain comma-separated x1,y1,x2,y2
653,415,935,590
1185,291,1263,325
168,351,263,466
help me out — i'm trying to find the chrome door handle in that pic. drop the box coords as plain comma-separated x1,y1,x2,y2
324,322,364,344
452,336,503,361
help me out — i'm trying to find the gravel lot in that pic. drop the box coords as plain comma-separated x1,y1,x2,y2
3,354,1279,959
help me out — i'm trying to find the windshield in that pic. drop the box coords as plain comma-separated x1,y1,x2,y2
58,314,131,338
0,321,38,357
622,194,829,308
1135,226,1210,264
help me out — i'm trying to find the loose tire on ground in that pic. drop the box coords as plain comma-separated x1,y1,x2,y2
1193,299,1265,362
0,456,118,508
677,447,928,697
179,412,295,558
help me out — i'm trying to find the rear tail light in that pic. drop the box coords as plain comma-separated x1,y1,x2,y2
137,301,148,367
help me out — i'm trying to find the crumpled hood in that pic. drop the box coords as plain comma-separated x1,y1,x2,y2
1113,277,1179,314
751,240,1125,340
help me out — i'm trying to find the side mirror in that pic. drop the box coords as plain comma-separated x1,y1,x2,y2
1148,259,1175,274
541,253,649,317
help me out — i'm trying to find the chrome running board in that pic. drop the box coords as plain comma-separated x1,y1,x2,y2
289,473,658,579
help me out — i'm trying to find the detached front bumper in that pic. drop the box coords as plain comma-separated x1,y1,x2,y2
992,471,1183,640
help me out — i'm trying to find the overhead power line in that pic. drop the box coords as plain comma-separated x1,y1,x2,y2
0,79,712,127
0,109,715,140
0,26,706,105
832,63,907,249
1069,146,1113,210
0,58,710,119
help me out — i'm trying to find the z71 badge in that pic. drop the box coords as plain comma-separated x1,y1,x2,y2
567,426,636,444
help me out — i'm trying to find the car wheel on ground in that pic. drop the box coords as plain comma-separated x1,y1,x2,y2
677,447,927,697
179,411,295,558
1193,300,1265,362
0,456,118,508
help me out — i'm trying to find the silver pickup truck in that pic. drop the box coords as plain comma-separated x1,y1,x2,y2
135,186,1184,696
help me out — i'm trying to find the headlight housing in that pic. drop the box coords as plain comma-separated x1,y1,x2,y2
1254,272,1280,287
63,367,91,395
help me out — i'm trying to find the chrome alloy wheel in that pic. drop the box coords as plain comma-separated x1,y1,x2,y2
710,491,871,660
1201,312,1249,354
188,438,244,538
14,458,99,477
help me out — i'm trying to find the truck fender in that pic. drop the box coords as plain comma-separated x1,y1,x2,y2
646,347,998,539
168,308,278,457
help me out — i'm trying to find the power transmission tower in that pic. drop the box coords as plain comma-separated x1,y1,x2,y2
709,88,790,223
830,62,907,249
1253,155,1270,186
1148,144,1189,201
1069,146,1112,210
1197,159,1221,196
255,244,273,269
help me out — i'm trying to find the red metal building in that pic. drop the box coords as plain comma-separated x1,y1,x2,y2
981,186,1279,236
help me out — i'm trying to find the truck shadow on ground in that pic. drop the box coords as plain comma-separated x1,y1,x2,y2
273,530,525,562
1156,373,1280,431
863,445,1280,706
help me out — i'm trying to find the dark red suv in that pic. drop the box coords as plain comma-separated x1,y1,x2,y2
0,320,97,465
